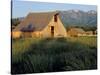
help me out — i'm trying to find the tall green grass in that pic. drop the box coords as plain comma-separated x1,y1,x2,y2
12,37,97,74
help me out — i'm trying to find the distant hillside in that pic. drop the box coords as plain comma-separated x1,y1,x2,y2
59,10,97,27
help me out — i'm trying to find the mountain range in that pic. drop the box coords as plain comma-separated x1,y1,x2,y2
59,10,97,27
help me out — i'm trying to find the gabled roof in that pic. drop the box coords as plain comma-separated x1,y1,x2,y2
13,11,59,31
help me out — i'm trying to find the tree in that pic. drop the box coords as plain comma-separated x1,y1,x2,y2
11,18,20,26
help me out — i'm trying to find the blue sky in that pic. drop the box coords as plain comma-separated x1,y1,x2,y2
12,0,97,18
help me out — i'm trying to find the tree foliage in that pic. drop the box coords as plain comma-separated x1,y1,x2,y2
11,18,21,26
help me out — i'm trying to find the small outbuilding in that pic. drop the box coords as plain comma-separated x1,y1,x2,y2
85,31,93,35
67,28,85,37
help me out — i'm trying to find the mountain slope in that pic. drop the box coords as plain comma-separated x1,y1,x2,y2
59,10,97,27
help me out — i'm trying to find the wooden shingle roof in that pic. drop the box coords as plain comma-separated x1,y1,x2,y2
13,11,59,31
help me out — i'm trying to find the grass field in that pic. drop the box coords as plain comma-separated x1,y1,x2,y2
12,36,97,74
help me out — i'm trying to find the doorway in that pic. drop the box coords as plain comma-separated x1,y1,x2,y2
51,26,54,37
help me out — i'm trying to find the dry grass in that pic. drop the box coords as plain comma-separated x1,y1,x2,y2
12,36,97,74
